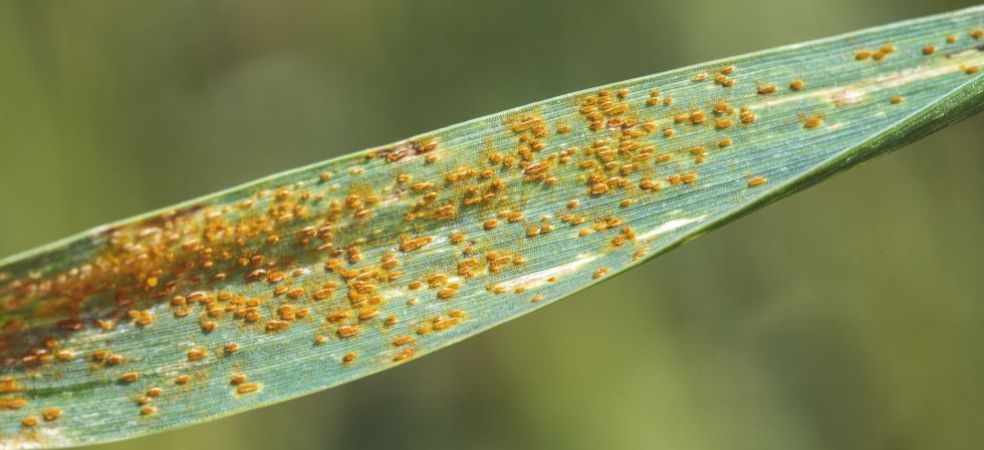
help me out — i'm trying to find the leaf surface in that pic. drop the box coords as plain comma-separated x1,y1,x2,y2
1,7,982,448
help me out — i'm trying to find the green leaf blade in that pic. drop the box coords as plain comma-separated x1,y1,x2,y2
1,7,982,448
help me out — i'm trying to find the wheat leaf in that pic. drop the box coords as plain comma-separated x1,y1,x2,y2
1,6,982,448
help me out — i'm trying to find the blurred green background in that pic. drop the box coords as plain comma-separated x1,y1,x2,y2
1,1,982,449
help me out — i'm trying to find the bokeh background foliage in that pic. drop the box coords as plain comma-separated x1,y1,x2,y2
0,1,982,449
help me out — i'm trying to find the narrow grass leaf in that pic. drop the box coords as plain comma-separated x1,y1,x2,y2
1,7,982,448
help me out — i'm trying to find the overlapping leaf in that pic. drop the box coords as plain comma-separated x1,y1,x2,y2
1,6,982,448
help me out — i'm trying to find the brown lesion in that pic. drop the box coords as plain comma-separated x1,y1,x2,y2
371,138,440,163
0,191,323,366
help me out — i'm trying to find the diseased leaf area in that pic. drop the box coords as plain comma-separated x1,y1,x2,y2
1,7,982,448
